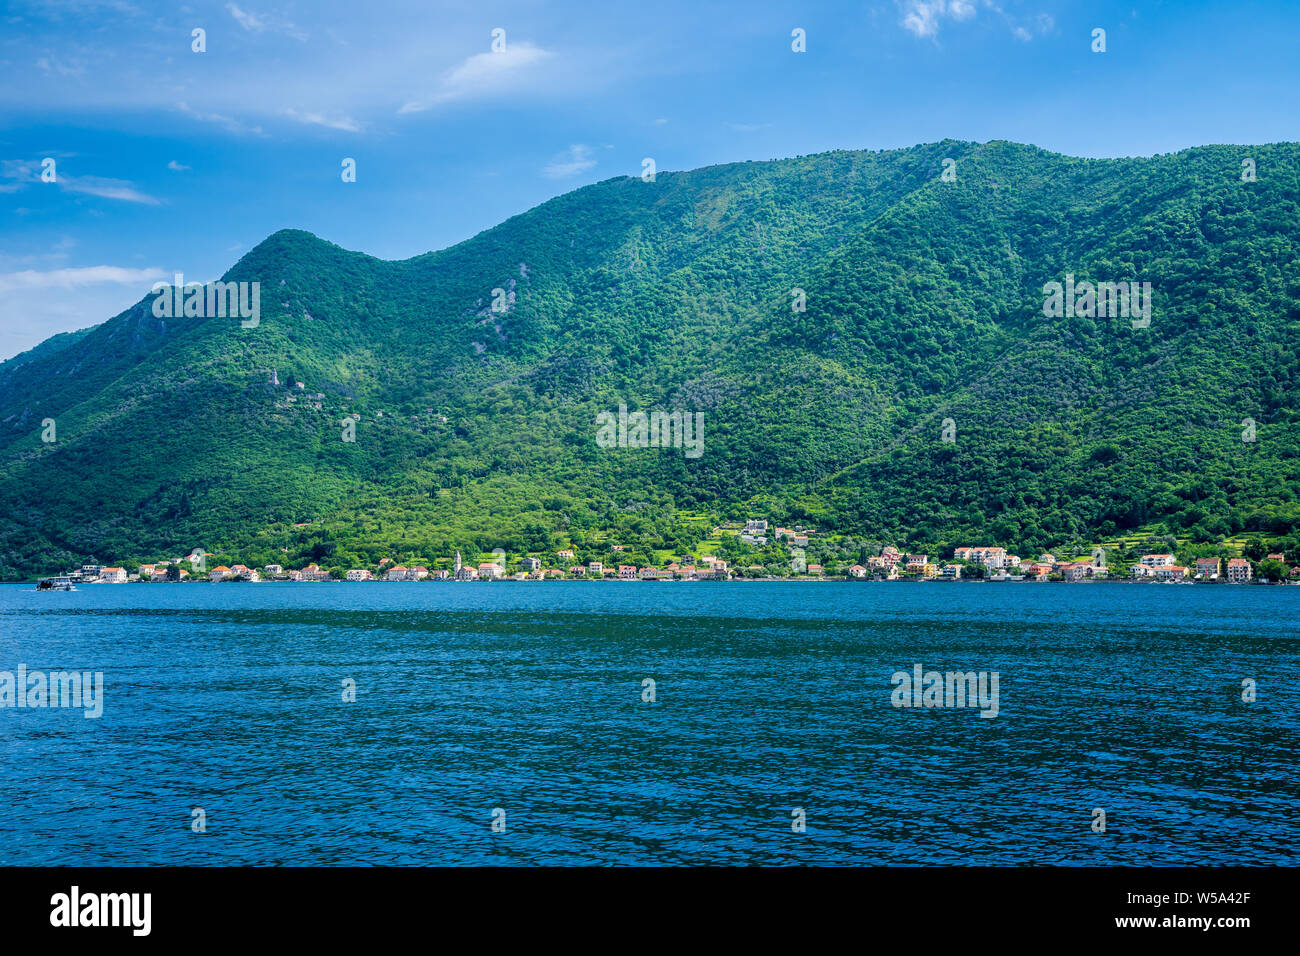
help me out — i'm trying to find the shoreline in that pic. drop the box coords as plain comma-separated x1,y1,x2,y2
27,576,1295,586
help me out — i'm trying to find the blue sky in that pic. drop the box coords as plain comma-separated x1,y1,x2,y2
1,0,1296,360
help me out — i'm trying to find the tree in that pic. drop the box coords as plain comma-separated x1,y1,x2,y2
1256,558,1288,582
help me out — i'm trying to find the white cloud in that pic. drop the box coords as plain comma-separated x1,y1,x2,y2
399,41,554,114
226,3,265,32
284,109,362,132
0,159,39,189
0,159,160,204
899,1,1052,41
541,144,597,179
35,54,85,77
61,174,161,204
899,1,974,38
167,160,190,172
225,4,307,41
0,265,167,294
176,102,265,136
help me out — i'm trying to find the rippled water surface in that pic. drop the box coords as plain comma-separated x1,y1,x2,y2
1,581,1296,865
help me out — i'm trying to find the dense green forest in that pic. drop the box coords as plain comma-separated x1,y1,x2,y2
1,139,1298,578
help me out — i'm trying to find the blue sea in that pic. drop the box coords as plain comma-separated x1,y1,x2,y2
0,581,1295,866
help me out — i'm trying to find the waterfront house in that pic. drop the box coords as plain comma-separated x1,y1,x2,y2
567,565,586,575
618,565,637,579
265,564,283,575
1154,565,1189,582
1226,558,1252,583
302,564,330,581
1140,554,1176,568
454,565,478,581
1062,562,1091,582
848,564,868,578
807,564,824,576
409,566,429,580
521,557,541,572
1194,557,1221,580
1023,564,1050,581
954,547,1007,567
905,554,928,572
639,567,661,580
940,564,961,580
1131,563,1154,579
429,569,450,580
346,569,373,581
209,565,231,582
478,562,505,580
587,561,603,576
385,565,409,581
100,567,127,583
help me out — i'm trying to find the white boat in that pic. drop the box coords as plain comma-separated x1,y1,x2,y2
37,576,77,591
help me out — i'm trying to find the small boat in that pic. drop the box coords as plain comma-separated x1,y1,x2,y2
36,576,77,591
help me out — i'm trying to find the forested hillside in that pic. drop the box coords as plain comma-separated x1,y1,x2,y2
2,139,1298,577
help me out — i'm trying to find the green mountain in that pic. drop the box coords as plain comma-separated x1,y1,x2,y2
2,139,1299,577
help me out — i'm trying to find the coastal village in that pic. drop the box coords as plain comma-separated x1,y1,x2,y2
44,519,1296,586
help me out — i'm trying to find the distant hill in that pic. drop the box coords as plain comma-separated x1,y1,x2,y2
2,139,1298,577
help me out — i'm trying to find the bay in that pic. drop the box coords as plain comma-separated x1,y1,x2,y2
0,581,1295,866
